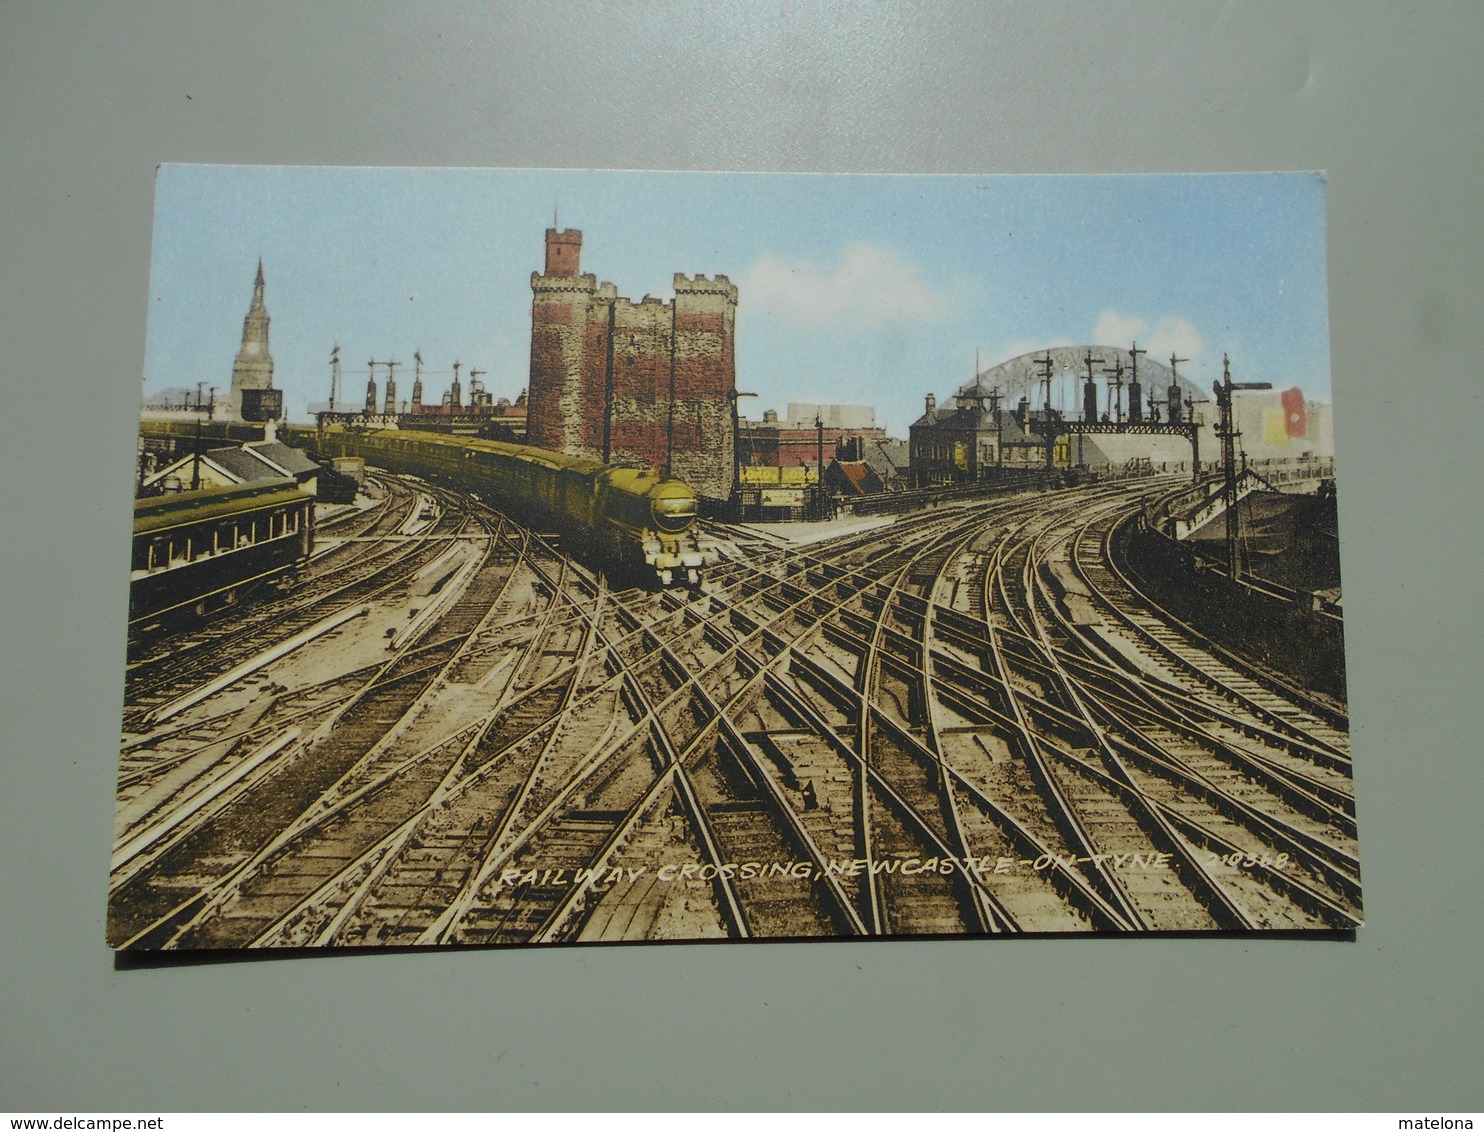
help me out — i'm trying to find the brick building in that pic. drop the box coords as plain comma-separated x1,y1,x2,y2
738,404,889,470
526,228,737,502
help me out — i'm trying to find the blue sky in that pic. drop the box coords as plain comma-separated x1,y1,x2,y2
143,167,1332,434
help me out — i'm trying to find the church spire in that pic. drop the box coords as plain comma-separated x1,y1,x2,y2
228,259,275,420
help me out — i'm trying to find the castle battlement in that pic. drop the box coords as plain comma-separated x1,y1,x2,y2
608,295,673,325
673,273,738,301
531,272,599,295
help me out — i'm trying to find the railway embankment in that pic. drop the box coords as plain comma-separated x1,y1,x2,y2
1118,515,1347,704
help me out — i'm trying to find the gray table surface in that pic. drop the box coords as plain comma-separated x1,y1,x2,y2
2,1,1480,1112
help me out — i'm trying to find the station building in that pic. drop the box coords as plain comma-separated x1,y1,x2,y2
402,386,529,440
908,389,1050,485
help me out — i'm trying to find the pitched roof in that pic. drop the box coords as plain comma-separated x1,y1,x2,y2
142,453,243,488
861,438,909,478
205,442,318,483
205,446,283,482
247,441,320,477
912,403,1046,439
827,460,884,495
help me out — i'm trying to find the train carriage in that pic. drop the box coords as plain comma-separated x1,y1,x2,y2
130,478,314,628
301,426,711,586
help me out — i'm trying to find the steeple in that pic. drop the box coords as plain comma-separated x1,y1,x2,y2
228,259,275,420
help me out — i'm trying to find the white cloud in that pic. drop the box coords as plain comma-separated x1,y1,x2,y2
996,337,1075,364
740,243,959,329
1092,312,1148,348
1145,317,1204,361
1092,311,1204,362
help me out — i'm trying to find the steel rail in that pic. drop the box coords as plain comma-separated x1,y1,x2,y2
1010,511,1260,928
1100,510,1350,735
114,506,522,948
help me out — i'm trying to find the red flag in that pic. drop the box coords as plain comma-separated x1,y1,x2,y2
1282,387,1307,438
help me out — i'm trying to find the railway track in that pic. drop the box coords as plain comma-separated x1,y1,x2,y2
111,475,1359,948
112,512,498,868
108,492,511,946
120,476,445,715
262,525,871,947
124,495,985,949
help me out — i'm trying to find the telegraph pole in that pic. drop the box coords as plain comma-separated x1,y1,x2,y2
1128,340,1147,422
1103,356,1125,424
384,359,401,417
992,386,1003,469
1078,350,1103,473
1081,352,1099,423
1040,352,1058,415
811,412,829,518
1081,350,1104,411
664,306,677,479
1168,354,1188,423
1215,354,1241,579
191,381,205,491
1037,352,1059,482
1213,354,1274,579
729,390,756,513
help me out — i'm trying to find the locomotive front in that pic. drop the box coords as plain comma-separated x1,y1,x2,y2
599,469,712,586
644,479,709,586
648,480,698,533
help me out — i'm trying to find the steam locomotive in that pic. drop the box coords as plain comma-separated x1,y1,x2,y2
303,427,714,586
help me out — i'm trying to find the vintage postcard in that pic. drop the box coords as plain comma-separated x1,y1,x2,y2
111,167,1357,949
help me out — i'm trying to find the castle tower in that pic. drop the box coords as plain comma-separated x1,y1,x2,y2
545,227,583,277
228,260,275,420
528,228,599,454
667,273,738,500
526,229,738,501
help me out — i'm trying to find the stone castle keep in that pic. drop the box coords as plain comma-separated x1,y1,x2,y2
527,228,737,501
